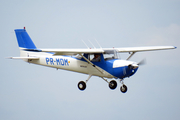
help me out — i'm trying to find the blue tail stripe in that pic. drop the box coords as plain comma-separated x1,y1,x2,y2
14,29,36,49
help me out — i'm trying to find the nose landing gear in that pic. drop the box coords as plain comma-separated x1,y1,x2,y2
119,79,128,93
120,84,128,93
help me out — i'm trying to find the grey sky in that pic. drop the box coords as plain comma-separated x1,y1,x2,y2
1,0,180,120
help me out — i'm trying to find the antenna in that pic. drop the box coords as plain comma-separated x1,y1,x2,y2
95,38,102,49
81,40,89,49
88,40,96,49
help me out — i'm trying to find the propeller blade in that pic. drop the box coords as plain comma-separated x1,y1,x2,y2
137,59,146,66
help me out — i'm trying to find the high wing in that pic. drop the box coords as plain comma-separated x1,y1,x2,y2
115,46,176,52
40,48,104,55
40,46,176,55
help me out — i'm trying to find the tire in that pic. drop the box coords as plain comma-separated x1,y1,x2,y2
120,84,128,93
109,80,117,90
78,81,86,91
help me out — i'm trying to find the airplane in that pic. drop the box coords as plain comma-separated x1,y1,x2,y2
9,27,176,93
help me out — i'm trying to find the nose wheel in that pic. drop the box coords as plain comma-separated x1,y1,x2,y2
119,79,128,93
120,84,128,93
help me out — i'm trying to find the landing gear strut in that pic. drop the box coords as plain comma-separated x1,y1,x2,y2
77,75,92,91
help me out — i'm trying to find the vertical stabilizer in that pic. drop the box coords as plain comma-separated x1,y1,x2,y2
14,29,36,49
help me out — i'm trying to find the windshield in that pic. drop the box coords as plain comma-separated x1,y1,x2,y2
104,50,119,60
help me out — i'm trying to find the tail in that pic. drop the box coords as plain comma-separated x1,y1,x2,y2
14,28,37,49
14,28,38,58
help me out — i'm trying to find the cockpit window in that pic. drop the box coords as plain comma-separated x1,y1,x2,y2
104,50,119,60
88,54,101,62
91,54,101,62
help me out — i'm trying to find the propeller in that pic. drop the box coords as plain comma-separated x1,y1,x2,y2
124,59,146,76
137,59,146,66
128,59,146,70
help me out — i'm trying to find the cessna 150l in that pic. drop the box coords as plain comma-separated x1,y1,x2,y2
9,28,176,93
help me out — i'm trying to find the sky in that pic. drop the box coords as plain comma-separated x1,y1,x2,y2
1,0,180,120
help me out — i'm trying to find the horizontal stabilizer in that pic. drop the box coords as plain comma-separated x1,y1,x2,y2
8,57,39,60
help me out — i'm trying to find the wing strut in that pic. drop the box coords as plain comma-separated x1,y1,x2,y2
79,54,104,74
126,52,136,60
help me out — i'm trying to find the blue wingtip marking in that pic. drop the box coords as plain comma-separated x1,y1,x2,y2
174,46,177,49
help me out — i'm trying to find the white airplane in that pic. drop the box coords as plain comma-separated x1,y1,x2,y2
9,28,176,93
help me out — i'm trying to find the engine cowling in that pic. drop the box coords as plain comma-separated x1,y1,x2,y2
112,60,139,79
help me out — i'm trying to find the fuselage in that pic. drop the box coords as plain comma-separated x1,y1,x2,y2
24,50,138,79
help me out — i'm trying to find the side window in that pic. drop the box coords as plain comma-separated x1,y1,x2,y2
90,54,101,62
75,54,82,59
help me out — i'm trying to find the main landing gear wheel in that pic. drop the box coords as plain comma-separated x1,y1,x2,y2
109,80,117,90
120,84,128,93
78,81,86,91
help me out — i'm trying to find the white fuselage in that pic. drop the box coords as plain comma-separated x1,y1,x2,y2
20,48,138,79
22,50,114,78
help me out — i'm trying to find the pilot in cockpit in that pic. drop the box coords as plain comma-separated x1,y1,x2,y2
91,54,101,62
